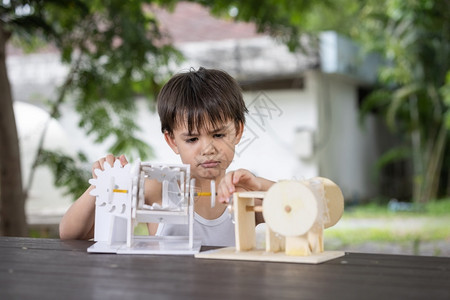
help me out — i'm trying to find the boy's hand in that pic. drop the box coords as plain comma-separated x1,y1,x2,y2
217,169,262,203
91,154,128,178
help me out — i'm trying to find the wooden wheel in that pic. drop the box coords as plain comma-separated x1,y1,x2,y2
262,181,318,237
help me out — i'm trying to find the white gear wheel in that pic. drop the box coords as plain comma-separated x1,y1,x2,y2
89,159,132,216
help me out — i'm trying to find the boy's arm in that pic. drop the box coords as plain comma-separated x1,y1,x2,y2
59,185,96,240
59,154,127,240
217,169,275,203
144,179,163,236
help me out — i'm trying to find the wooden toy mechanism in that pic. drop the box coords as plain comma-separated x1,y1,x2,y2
195,177,346,264
87,160,214,255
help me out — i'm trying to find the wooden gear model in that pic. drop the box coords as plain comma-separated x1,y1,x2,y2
87,160,205,255
196,178,346,264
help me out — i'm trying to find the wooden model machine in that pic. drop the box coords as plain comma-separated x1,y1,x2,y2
87,159,208,254
195,178,345,264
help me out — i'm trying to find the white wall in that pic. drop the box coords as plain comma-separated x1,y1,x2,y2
236,89,319,181
315,71,379,201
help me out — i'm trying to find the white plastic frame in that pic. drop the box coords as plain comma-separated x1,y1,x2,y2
87,160,202,255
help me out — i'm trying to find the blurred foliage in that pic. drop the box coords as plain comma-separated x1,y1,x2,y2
344,198,450,218
441,71,450,129
342,0,449,202
35,150,92,199
373,146,411,176
325,199,450,254
423,198,450,215
1,0,183,200
325,222,450,244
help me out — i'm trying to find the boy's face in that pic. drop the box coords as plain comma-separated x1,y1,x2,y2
164,120,243,181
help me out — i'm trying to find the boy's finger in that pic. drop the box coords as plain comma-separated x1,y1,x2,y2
97,158,106,170
220,172,232,194
119,154,128,166
219,197,229,204
218,192,229,204
216,183,226,199
92,161,102,178
227,171,236,193
105,154,115,167
217,183,231,203
232,169,245,185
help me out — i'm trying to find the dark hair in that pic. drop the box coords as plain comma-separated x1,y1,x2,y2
157,67,248,135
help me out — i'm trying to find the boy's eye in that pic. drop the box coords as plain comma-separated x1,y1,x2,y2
214,133,225,138
186,137,198,143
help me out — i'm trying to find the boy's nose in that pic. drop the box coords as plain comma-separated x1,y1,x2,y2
200,140,217,155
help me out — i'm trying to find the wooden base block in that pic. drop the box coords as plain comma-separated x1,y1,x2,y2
195,247,345,264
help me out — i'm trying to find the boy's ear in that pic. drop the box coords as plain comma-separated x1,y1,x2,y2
234,122,245,145
164,131,179,154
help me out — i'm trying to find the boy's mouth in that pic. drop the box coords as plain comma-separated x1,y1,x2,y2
199,160,220,168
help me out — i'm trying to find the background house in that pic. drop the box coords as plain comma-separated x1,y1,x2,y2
7,2,384,229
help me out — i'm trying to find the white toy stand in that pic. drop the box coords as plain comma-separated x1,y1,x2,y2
196,178,346,264
87,160,202,255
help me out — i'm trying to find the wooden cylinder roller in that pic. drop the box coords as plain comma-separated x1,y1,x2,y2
316,177,344,229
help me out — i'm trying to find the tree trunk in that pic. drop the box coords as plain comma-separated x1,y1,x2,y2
422,122,448,202
409,95,424,203
0,24,28,236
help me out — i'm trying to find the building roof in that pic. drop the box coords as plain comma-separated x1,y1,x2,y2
155,2,261,44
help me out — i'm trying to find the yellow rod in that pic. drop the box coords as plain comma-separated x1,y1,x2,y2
195,192,212,197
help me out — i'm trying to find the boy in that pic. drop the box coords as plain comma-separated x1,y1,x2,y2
59,67,274,246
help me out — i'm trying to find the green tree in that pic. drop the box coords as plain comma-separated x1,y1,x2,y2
278,0,450,202
0,0,182,236
354,0,450,202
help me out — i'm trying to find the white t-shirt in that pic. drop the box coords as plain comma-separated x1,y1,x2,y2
156,209,235,246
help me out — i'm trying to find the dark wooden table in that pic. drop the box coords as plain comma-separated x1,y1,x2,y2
0,237,449,299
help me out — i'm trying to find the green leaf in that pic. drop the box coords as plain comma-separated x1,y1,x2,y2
375,146,411,175
36,150,91,201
